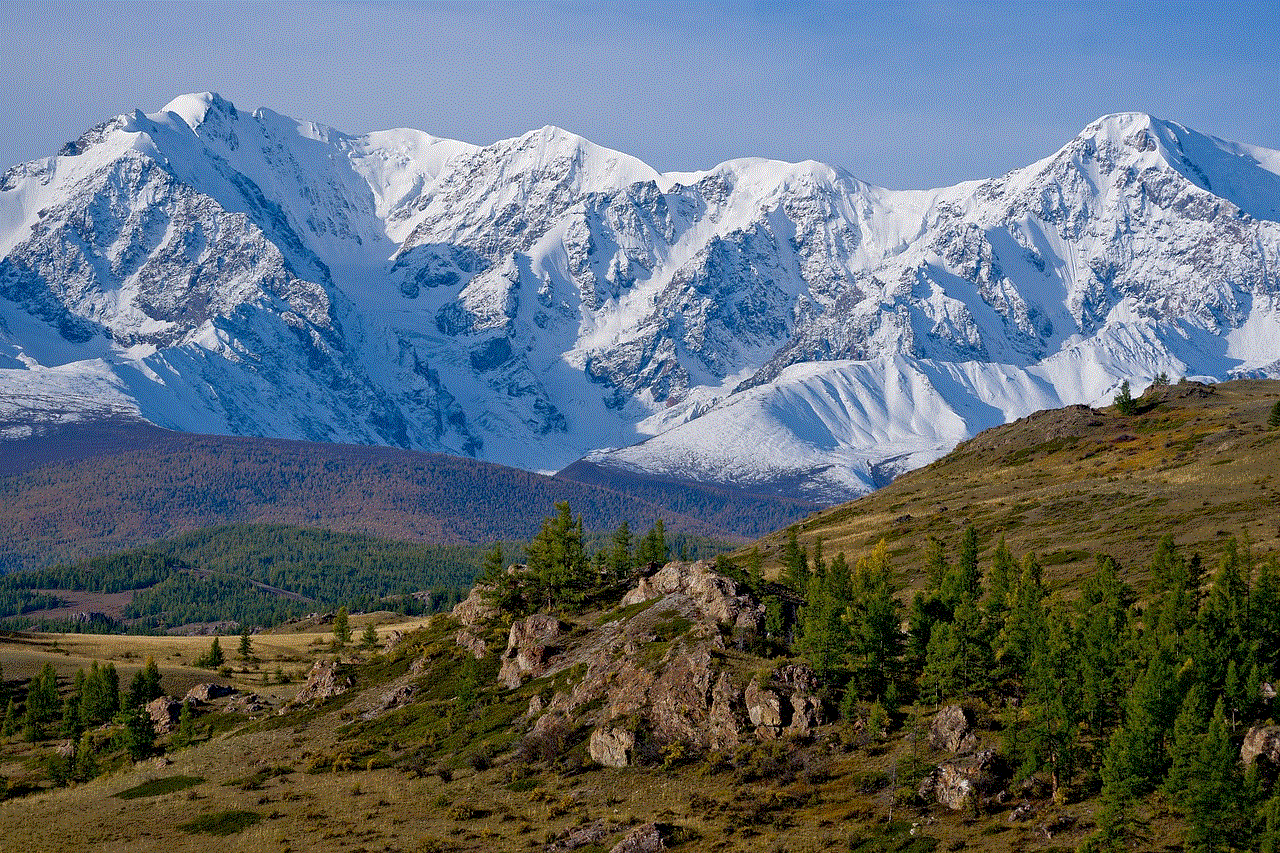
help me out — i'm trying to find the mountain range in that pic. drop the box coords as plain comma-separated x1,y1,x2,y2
2,94,1277,502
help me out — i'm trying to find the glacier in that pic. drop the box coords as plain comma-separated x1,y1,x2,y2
1,95,1277,502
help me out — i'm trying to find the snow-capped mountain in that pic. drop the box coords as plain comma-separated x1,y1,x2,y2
2,95,1277,502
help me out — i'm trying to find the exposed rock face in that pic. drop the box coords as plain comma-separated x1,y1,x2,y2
381,630,403,655
289,659,352,706
609,822,666,853
746,678,784,736
499,614,564,689
452,585,499,626
146,697,183,733
745,665,823,739
1242,725,1280,767
185,683,233,703
455,627,489,659
589,727,636,768
918,749,1000,810
930,704,977,752
621,561,762,627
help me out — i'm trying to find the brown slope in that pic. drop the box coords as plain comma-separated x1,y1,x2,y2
749,379,1280,592
0,419,791,571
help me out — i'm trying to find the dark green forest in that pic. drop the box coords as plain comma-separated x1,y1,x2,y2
0,520,729,633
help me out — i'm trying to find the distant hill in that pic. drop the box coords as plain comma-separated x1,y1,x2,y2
751,379,1280,591
0,419,809,571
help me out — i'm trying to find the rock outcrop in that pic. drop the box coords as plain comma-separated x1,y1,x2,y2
1242,725,1280,767
185,683,233,704
744,665,823,739
146,696,183,733
589,727,636,768
609,823,666,853
918,749,1000,810
289,659,352,707
621,561,762,628
930,705,977,752
499,614,564,689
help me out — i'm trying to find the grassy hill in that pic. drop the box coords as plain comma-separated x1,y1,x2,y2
0,419,812,571
749,379,1280,593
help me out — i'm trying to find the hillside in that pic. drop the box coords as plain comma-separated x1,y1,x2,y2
750,378,1280,592
0,419,810,571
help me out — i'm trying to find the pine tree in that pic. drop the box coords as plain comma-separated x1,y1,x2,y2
238,625,253,659
1183,699,1244,852
1114,380,1137,415
843,541,900,700
984,536,1017,626
1165,683,1209,806
782,527,809,594
608,520,633,579
1085,724,1151,853
526,502,591,611
799,550,848,682
115,706,154,762
333,608,351,647
198,637,225,668
72,731,97,782
127,657,163,707
170,700,195,750
23,662,60,741
360,623,379,650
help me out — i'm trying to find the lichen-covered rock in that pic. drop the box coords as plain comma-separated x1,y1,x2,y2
746,678,783,737
452,585,499,627
647,648,740,751
289,659,352,706
589,727,636,768
609,822,666,853
776,664,823,735
930,704,977,752
146,696,183,733
1242,725,1280,767
455,626,489,659
918,749,999,810
499,614,564,689
184,683,233,704
621,560,761,627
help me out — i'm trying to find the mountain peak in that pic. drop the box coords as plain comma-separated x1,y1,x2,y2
160,92,238,130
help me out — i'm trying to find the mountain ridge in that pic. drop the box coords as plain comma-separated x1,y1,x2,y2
2,97,1277,501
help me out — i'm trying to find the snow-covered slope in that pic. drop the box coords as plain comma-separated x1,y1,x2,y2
1,98,1277,502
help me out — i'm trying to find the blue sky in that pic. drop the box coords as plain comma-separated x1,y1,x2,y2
1,0,1276,189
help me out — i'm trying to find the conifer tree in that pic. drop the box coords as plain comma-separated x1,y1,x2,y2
843,541,900,700
72,731,97,782
115,706,154,762
127,657,163,707
238,625,253,659
799,549,848,682
984,536,1017,626
333,608,351,647
171,700,195,749
995,554,1047,687
1019,609,1081,802
782,527,809,594
1114,380,1137,415
1183,699,1244,852
23,662,60,741
1085,724,1152,853
608,520,633,578
526,502,591,611
1165,683,1208,806
1269,399,1280,429
360,623,379,650
1075,556,1132,735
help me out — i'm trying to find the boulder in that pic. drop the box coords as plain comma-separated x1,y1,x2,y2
930,705,977,752
451,585,499,627
589,727,636,768
745,678,783,736
146,696,183,733
609,822,666,853
290,658,352,706
381,630,403,654
776,664,823,735
498,614,563,689
1241,725,1280,767
918,749,999,810
227,693,268,714
185,683,233,703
